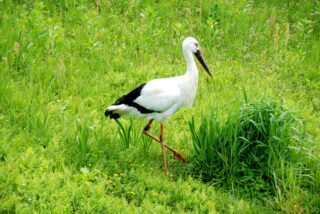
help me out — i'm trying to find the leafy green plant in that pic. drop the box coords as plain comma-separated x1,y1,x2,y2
115,119,134,149
76,119,90,165
189,99,318,202
115,119,151,153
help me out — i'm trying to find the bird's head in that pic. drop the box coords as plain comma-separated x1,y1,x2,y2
182,37,200,53
182,37,212,77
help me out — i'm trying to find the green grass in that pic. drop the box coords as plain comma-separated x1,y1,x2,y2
189,99,320,212
0,0,319,213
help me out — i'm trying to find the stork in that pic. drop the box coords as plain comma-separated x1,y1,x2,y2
105,37,211,175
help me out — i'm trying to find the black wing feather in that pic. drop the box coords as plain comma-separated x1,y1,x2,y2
114,83,146,105
105,83,158,119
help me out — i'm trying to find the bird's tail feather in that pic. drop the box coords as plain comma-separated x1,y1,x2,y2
105,109,121,119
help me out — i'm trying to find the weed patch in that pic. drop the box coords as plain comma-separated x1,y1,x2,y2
189,99,319,209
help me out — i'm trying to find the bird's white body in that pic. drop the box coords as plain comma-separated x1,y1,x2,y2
106,37,211,174
107,37,205,123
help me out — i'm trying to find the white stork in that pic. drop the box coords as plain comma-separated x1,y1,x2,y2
105,37,211,175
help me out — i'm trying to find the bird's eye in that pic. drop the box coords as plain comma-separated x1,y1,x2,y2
195,43,199,49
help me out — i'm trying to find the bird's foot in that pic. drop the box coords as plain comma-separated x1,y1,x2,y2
172,151,187,162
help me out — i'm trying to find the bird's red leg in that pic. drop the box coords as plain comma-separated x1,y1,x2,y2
142,120,187,162
160,124,168,176
143,119,154,132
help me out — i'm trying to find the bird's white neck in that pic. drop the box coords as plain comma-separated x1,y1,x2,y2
179,50,198,107
183,50,198,77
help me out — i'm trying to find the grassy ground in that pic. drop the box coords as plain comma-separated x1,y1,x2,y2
0,0,319,213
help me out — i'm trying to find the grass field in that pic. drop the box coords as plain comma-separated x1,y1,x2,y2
0,0,319,213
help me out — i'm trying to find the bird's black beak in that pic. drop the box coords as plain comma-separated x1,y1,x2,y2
194,49,212,77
